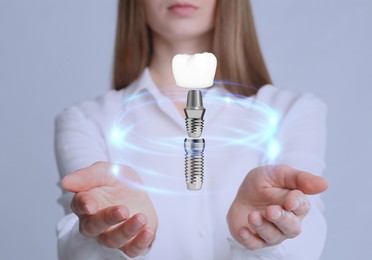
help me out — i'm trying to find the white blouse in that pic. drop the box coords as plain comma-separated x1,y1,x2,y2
55,69,327,260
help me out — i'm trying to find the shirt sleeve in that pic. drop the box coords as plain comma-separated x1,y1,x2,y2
55,104,146,260
228,90,328,260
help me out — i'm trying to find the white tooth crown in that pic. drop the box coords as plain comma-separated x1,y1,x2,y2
172,52,217,89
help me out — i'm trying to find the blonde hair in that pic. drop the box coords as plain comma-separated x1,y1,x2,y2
112,0,272,97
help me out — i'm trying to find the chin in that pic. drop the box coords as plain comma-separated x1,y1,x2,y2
168,26,214,40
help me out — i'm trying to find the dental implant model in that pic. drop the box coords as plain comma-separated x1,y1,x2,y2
172,52,217,190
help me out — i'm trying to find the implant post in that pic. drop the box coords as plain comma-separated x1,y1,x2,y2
184,90,205,138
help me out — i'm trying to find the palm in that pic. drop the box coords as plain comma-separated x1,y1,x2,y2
227,165,328,249
227,166,287,231
63,162,158,257
63,162,158,230
233,167,290,213
90,181,157,228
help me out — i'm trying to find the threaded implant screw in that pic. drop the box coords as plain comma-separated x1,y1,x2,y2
186,118,204,138
184,138,205,190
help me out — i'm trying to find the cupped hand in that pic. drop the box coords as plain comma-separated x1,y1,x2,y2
227,165,328,250
62,162,158,257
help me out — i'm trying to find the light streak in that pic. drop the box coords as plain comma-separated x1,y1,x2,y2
109,82,281,194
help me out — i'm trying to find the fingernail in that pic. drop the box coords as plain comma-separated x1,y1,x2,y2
61,176,71,189
251,217,263,227
239,230,250,240
137,214,147,225
292,199,300,210
112,208,127,222
83,204,95,214
143,228,155,240
270,209,282,221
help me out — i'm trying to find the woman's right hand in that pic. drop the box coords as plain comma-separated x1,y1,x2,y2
62,162,158,258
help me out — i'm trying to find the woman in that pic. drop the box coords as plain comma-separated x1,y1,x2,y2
56,0,328,259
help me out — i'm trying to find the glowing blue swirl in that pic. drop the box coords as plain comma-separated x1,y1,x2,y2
108,81,280,194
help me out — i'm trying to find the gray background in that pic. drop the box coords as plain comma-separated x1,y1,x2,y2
0,0,370,259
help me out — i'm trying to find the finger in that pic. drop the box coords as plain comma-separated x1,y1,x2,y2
237,227,265,250
122,227,155,258
283,190,310,217
71,191,99,216
62,162,117,192
265,205,302,238
98,213,147,249
248,211,284,246
267,165,328,194
79,206,129,237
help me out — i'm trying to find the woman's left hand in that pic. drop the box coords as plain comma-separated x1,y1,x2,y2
227,165,328,250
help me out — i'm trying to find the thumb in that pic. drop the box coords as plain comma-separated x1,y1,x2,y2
62,162,117,192
268,165,328,195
